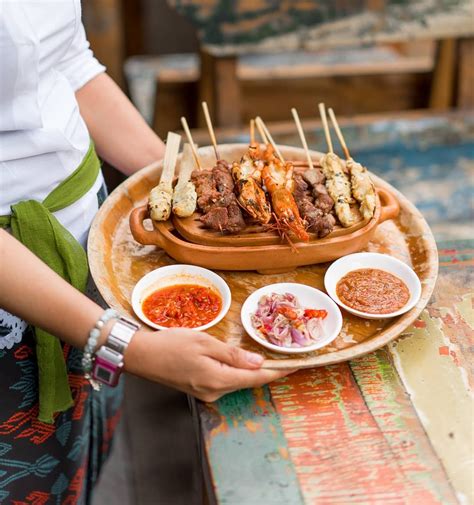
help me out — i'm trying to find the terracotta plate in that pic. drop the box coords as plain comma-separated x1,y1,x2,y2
88,145,438,369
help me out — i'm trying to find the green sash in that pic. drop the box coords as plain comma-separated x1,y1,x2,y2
0,143,101,423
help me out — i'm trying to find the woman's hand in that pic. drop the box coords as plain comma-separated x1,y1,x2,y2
125,329,295,402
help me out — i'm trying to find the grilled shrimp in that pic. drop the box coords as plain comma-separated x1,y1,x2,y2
262,153,309,242
232,161,271,224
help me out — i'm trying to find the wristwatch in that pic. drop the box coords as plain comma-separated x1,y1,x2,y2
91,316,139,386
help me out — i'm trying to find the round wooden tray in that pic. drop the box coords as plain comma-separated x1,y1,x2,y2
88,144,438,369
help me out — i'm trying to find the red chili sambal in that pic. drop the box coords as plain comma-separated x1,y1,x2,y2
142,284,222,328
336,268,409,314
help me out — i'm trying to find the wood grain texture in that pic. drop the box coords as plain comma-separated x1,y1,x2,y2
88,144,438,370
269,356,458,504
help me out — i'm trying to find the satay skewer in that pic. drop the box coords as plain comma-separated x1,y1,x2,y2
148,131,181,221
291,107,314,171
180,116,202,170
328,107,376,220
327,108,351,160
318,102,333,153
255,117,268,144
255,116,285,163
201,101,220,161
250,119,256,144
317,103,356,228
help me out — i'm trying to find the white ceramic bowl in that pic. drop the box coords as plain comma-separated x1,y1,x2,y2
132,265,231,331
324,252,422,319
241,283,343,354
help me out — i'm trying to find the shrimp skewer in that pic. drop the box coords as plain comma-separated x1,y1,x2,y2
262,145,309,242
318,103,357,228
230,120,271,224
149,131,181,221
328,108,376,220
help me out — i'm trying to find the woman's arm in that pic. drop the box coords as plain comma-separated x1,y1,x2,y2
76,73,165,175
0,230,292,401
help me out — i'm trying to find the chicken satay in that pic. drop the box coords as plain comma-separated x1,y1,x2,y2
346,158,376,220
149,132,181,221
320,152,357,228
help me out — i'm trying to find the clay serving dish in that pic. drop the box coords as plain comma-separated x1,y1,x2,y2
129,144,400,274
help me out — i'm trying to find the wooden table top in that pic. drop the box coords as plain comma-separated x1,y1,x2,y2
190,111,474,505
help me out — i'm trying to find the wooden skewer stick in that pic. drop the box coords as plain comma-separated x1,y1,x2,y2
250,119,255,144
255,116,285,162
328,108,351,160
291,107,314,171
255,117,268,144
177,143,195,186
180,116,202,170
160,131,181,184
318,102,333,154
201,101,220,161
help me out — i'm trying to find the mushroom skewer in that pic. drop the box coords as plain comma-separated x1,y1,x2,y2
172,143,198,217
318,103,357,228
328,108,376,221
148,131,181,221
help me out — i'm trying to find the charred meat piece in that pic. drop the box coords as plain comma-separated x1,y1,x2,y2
312,184,334,214
193,162,246,234
199,196,246,234
213,161,234,195
293,173,335,238
200,206,228,231
226,199,246,233
302,167,325,187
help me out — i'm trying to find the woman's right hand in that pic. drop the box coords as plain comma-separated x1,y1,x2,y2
124,329,295,402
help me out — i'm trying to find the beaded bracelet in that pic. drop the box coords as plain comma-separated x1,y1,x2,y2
82,308,119,372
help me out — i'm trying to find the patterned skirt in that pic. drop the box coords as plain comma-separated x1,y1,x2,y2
0,185,122,504
0,311,123,504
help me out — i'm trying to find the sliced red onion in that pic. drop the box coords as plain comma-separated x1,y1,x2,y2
291,328,307,345
307,318,322,340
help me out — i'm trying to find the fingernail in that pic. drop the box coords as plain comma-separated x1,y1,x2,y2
245,352,264,365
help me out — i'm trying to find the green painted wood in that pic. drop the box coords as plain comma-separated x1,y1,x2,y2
197,386,304,505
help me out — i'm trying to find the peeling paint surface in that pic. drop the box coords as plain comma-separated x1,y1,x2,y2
198,387,304,505
390,241,474,504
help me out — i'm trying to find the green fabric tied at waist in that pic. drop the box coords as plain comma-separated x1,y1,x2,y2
0,143,101,424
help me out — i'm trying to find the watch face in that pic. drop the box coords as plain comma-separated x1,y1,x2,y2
96,365,113,384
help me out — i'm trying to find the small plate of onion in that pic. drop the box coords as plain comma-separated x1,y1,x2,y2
241,283,343,354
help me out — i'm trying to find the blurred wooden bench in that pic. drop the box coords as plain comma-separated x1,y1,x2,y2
125,43,435,128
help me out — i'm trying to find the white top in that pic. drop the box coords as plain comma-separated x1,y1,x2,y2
0,0,106,246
